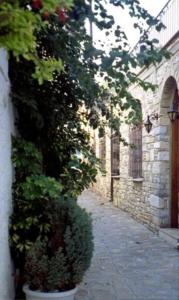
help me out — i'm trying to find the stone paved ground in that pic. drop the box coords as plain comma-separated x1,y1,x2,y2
75,190,179,300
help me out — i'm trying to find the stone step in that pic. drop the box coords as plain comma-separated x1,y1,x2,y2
159,228,179,249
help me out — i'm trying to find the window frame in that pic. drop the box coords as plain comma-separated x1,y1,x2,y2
129,124,143,179
99,136,106,172
111,131,120,177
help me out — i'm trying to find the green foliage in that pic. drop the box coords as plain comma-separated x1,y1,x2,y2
9,1,171,295
32,58,64,84
12,137,43,179
10,54,99,187
10,174,63,257
10,138,96,260
9,0,171,256
25,198,93,291
20,175,63,201
9,0,170,205
61,152,98,198
0,2,39,58
10,138,63,263
41,0,73,12
0,0,73,83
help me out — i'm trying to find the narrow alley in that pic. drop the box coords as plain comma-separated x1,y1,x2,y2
76,190,179,300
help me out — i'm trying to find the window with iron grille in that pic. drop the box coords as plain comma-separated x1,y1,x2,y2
99,136,106,171
111,133,120,176
129,125,142,178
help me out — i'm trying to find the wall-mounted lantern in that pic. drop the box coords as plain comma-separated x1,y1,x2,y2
144,113,159,133
144,116,152,133
168,89,179,122
167,105,178,122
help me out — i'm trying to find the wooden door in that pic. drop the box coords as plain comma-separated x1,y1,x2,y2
171,90,179,228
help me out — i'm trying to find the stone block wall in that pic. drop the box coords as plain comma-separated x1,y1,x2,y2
93,36,179,230
92,128,111,201
0,49,14,300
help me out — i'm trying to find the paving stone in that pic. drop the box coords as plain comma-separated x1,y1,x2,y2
75,190,179,300
90,289,118,300
75,289,88,299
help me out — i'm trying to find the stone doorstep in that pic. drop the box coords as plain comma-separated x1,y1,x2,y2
159,228,179,248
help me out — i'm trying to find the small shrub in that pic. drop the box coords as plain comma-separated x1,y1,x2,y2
25,198,94,292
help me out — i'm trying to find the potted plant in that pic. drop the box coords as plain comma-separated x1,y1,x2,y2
10,139,94,299
22,198,94,300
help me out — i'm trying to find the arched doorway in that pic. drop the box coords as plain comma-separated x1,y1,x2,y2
161,77,179,228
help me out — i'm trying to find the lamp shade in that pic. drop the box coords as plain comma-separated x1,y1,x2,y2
144,115,153,133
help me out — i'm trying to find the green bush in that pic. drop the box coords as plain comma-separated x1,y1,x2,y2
10,175,63,261
25,198,94,292
10,138,93,297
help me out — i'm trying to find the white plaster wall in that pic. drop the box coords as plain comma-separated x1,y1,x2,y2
0,49,14,299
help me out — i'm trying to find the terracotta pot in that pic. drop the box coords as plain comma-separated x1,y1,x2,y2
23,285,78,300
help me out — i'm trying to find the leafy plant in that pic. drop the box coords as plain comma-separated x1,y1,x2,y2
9,0,170,186
10,138,63,264
61,152,98,198
10,175,63,259
8,0,171,297
25,198,93,292
0,0,73,83
12,137,43,180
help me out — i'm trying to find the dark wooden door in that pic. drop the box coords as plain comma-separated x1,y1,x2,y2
171,90,179,228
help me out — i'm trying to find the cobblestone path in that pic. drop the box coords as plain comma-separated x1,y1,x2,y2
75,190,179,300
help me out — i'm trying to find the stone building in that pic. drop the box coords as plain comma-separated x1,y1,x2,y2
93,0,179,232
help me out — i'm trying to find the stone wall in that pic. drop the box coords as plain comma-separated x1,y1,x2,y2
0,49,14,299
92,128,111,201
93,36,179,231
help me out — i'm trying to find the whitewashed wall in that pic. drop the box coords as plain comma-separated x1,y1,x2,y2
0,49,14,299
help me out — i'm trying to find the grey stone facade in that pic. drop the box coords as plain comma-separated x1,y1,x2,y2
93,35,179,231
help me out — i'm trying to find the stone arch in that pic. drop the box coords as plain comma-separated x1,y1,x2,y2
160,76,178,115
160,76,178,144
160,76,179,227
